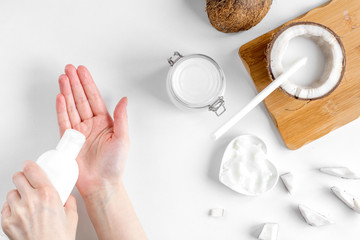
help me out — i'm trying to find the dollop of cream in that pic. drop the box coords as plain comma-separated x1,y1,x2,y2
219,135,278,196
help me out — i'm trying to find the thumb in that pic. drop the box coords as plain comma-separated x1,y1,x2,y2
64,195,78,218
113,97,129,141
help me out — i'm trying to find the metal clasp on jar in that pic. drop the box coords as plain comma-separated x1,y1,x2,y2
168,52,183,66
209,97,226,117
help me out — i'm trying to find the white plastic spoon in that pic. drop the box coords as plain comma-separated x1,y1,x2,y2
213,57,308,140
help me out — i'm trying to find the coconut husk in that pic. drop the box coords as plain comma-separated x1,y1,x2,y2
206,0,272,33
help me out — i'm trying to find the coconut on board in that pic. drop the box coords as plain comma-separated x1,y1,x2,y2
266,22,346,100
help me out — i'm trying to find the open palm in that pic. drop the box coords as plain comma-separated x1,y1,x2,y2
56,65,129,198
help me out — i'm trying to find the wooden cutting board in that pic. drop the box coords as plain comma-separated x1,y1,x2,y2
239,0,360,150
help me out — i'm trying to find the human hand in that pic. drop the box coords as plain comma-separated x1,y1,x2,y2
1,161,78,240
56,65,129,198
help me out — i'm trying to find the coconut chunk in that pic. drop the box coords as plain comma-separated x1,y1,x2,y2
209,208,224,217
354,198,360,211
319,167,360,179
258,223,279,240
331,186,360,213
298,204,334,226
280,172,294,194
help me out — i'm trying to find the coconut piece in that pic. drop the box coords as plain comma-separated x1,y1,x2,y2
354,198,360,210
267,22,346,100
258,223,279,240
298,204,334,227
331,186,360,213
209,208,224,217
319,167,360,179
206,0,272,33
280,172,294,194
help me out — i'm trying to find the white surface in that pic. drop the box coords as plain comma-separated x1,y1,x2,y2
213,57,306,139
1,0,360,239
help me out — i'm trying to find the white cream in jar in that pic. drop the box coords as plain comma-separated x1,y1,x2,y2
167,52,226,116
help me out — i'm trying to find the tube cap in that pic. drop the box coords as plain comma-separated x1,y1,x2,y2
56,129,86,159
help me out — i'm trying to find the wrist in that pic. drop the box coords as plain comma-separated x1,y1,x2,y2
81,180,123,205
81,181,130,239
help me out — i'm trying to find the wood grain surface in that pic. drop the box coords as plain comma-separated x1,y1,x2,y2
239,0,360,150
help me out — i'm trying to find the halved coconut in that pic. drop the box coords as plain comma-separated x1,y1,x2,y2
267,22,346,100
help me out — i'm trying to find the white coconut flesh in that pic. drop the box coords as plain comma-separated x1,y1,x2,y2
269,23,345,100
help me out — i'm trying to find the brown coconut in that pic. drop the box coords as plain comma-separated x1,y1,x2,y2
206,0,272,33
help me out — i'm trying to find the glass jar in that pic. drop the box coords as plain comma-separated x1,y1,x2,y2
166,52,226,116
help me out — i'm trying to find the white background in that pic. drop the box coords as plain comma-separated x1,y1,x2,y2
1,0,360,239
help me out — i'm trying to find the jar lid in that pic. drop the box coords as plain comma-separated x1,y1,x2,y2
167,53,226,109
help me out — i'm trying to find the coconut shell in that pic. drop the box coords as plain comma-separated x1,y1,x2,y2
206,0,272,33
266,22,346,100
